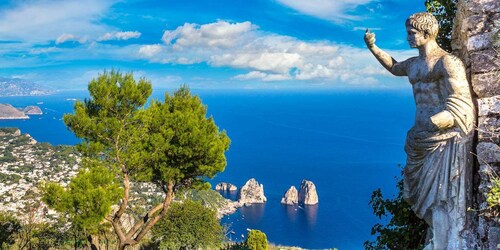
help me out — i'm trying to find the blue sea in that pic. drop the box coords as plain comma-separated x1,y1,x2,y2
0,89,415,249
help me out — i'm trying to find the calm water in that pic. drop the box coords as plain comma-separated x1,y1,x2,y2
0,89,415,249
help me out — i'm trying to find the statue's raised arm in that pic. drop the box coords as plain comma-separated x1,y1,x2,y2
364,29,408,76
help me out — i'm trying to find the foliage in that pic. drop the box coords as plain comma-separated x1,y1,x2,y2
425,0,457,52
41,162,123,235
185,189,231,212
487,177,500,213
134,85,230,188
53,145,79,166
0,172,21,184
63,70,230,249
246,230,268,250
0,127,19,134
0,152,16,163
364,173,428,250
152,199,224,249
0,212,21,246
223,242,250,250
15,221,71,250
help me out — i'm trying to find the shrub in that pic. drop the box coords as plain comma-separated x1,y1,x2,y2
0,212,21,246
364,173,428,249
152,199,224,249
246,230,268,250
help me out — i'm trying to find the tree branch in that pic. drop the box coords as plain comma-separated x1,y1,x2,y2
132,180,175,242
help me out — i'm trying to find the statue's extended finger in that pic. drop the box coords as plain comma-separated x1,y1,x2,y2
365,28,370,34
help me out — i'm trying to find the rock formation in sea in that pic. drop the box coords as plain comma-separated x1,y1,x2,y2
0,104,43,119
0,104,28,119
215,182,237,191
281,186,298,205
237,178,267,206
23,106,43,115
298,180,318,205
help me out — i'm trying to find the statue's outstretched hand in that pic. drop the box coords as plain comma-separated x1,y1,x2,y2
364,29,376,48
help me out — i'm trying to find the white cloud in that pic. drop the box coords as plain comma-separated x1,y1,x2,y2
139,44,164,58
139,20,417,85
98,31,141,41
56,34,77,44
162,21,257,49
233,71,291,82
0,0,116,42
211,52,303,74
55,33,88,44
276,0,374,22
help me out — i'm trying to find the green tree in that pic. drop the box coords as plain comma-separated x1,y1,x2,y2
364,174,428,250
246,230,268,250
0,212,21,248
152,199,224,249
425,0,457,52
63,71,230,249
42,162,123,249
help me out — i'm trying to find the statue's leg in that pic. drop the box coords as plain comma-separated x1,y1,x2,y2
431,205,449,249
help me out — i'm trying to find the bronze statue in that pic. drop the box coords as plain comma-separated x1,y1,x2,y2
365,12,475,249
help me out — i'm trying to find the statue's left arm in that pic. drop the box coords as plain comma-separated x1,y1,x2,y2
431,55,475,133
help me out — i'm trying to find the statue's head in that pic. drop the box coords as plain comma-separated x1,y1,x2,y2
405,12,439,48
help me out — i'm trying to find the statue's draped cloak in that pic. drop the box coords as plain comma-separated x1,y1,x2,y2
403,87,474,233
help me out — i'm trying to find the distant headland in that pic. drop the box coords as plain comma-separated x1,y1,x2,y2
0,104,42,119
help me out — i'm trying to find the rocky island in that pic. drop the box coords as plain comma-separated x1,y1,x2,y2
281,186,299,205
0,104,28,119
215,182,238,191
0,104,43,119
23,106,43,115
237,178,267,206
298,180,318,205
281,179,318,205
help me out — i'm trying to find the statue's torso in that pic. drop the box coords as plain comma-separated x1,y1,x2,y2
406,56,447,131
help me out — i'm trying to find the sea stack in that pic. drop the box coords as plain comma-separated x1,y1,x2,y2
298,180,318,205
215,182,238,192
281,186,298,205
237,178,267,206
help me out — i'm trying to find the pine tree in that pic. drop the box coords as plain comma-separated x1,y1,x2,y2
60,70,230,249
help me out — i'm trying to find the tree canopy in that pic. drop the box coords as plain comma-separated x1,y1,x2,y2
152,199,224,249
0,212,21,247
42,162,122,235
425,0,456,52
246,230,268,250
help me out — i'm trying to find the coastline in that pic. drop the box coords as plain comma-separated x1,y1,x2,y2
0,116,29,120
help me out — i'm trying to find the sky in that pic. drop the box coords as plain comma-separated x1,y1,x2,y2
0,0,425,90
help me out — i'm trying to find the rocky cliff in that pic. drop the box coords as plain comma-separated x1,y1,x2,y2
237,178,267,205
298,180,318,205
